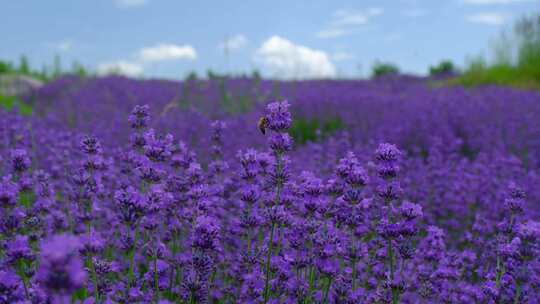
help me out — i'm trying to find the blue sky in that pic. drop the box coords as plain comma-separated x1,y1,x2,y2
1,0,538,79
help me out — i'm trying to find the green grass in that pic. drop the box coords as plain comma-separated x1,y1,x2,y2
290,116,345,145
0,95,33,115
451,64,540,90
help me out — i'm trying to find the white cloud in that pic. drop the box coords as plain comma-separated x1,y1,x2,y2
467,12,507,25
254,36,336,79
115,0,147,8
317,7,383,39
97,61,143,76
332,52,354,62
316,28,348,39
137,44,197,62
333,7,383,26
463,0,532,4
219,34,248,51
402,8,428,17
96,43,195,78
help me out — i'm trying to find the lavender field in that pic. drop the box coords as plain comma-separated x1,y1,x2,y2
0,74,538,304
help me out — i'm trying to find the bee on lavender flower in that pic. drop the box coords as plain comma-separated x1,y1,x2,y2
258,116,268,135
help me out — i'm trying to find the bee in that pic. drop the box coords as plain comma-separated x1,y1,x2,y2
258,117,268,135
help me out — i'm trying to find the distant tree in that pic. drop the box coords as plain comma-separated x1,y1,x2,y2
207,69,218,80
41,65,50,80
18,56,30,74
251,69,261,80
515,14,540,75
371,61,400,78
71,61,88,77
490,30,513,66
52,55,62,78
429,60,456,76
185,71,198,81
0,55,92,81
0,60,14,74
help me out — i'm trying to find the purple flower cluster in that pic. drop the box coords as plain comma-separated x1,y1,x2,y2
1,76,540,303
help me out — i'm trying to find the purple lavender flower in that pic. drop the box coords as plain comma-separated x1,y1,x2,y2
80,135,103,155
0,270,24,303
505,183,526,214
399,201,423,220
375,143,402,179
6,235,34,264
375,143,401,162
268,133,293,154
517,221,540,241
129,104,150,130
143,129,174,162
0,178,18,208
193,215,220,252
10,149,31,173
36,234,86,300
265,100,292,132
114,185,146,224
0,78,538,303
80,230,105,256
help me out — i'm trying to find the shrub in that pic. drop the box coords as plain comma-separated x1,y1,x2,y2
371,61,400,78
456,13,540,88
429,60,456,76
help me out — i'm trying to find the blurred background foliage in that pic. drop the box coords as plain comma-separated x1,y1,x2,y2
454,14,540,89
371,61,400,78
0,95,33,116
289,116,345,145
0,55,88,82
